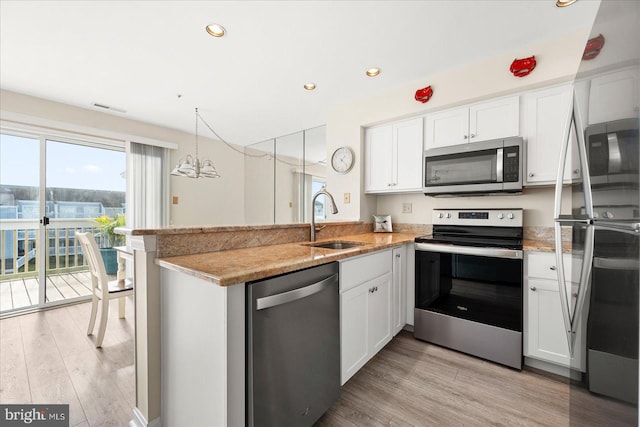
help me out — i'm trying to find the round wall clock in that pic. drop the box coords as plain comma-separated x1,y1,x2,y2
331,146,355,174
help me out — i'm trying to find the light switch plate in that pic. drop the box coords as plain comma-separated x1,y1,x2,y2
344,193,351,204
172,196,179,205
402,202,412,214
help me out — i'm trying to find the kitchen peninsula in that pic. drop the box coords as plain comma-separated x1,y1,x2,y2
118,222,420,427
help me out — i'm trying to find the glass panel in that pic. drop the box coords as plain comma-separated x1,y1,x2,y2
304,126,328,223
244,139,275,225
0,133,41,313
45,139,125,303
274,132,303,225
425,150,497,186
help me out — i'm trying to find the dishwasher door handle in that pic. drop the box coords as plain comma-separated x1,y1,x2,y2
256,273,338,311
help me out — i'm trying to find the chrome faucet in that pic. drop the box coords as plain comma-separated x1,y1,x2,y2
311,187,339,241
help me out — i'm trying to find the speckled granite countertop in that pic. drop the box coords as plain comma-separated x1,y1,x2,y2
156,232,418,286
523,239,555,252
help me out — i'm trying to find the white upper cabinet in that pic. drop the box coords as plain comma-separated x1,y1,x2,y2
469,96,520,142
365,117,423,194
522,84,580,185
364,125,393,192
425,96,519,150
424,107,469,148
588,68,639,125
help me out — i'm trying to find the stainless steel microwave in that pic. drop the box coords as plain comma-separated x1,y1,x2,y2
423,137,523,196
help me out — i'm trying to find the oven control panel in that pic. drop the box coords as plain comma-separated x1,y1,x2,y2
432,209,523,227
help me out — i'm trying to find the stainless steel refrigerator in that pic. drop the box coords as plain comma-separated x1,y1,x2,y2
554,1,639,425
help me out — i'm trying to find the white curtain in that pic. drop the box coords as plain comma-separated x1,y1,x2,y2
128,142,170,228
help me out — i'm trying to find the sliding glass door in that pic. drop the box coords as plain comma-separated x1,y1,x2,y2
0,131,125,315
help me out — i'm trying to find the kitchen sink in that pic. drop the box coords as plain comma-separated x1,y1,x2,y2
302,241,366,250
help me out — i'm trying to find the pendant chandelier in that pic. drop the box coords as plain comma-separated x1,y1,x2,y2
171,107,221,178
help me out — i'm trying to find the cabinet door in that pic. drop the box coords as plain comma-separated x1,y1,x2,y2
424,106,469,149
469,96,520,143
391,246,406,335
524,276,586,371
368,273,392,355
364,125,393,192
392,118,424,191
525,277,570,366
522,85,576,185
469,96,520,142
340,282,369,385
588,68,639,125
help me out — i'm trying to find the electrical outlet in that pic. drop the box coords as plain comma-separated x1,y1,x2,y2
172,196,179,205
344,193,351,204
402,202,412,214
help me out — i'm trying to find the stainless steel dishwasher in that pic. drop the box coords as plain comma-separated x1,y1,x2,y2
246,262,340,427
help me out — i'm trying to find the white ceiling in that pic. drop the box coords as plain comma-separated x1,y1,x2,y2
0,1,599,146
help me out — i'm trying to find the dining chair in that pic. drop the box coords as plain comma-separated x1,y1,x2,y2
76,231,133,348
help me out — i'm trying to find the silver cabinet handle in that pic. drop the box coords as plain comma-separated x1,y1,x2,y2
470,134,476,138
549,265,557,271
256,274,338,310
530,286,537,291
396,254,401,258
573,169,580,175
529,173,535,177
463,135,468,139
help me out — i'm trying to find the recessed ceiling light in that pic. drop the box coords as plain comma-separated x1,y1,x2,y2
556,0,577,7
304,83,316,90
366,68,381,77
206,23,226,37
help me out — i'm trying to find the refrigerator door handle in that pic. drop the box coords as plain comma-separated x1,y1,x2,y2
554,223,594,355
569,225,594,352
553,89,575,219
554,222,574,354
594,221,640,235
554,88,595,220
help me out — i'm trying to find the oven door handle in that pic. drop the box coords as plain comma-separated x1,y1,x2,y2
415,242,523,259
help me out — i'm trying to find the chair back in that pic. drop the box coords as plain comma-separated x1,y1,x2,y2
76,231,109,298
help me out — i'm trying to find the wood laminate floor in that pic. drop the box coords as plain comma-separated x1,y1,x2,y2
317,331,637,427
2,303,636,427
0,297,134,427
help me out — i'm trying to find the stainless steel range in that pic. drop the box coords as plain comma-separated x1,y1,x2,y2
414,208,524,369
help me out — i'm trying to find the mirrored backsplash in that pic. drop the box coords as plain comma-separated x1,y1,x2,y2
244,125,327,225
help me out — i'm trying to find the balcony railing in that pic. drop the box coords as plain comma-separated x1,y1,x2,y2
0,219,108,280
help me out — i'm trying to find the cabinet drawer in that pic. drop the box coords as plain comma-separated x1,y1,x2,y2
526,251,582,282
340,250,392,292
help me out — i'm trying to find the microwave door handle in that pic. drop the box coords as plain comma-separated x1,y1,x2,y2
569,225,594,352
496,148,503,182
554,222,575,354
607,133,622,173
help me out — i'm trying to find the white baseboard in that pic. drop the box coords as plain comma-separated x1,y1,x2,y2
129,407,161,427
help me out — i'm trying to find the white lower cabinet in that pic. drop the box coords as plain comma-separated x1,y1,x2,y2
524,251,586,372
340,248,409,385
391,245,407,335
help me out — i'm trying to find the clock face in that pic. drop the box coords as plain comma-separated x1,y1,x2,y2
331,147,355,174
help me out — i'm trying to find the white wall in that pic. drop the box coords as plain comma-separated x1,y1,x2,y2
0,89,245,226
325,26,597,226
376,186,573,228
